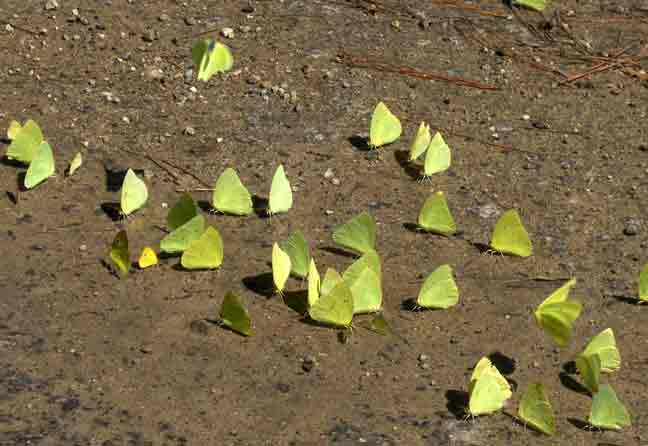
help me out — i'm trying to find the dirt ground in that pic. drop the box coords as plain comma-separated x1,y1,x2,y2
1,0,648,445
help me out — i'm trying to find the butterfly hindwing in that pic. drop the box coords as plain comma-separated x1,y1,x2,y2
490,209,532,257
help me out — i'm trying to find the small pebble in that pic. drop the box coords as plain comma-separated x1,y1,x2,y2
79,244,87,251
623,219,641,236
323,168,334,179
158,13,170,22
331,178,340,186
184,16,196,26
44,0,59,11
183,126,196,136
325,209,334,215
418,354,429,362
302,355,317,372
221,27,235,39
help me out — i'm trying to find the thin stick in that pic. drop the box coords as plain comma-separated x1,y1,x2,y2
338,52,499,91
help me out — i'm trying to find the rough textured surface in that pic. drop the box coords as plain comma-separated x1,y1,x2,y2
1,1,647,444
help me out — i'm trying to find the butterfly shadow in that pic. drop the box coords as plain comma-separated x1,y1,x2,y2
282,289,308,315
205,318,250,338
103,165,146,192
14,172,29,192
319,246,358,259
558,370,590,396
242,272,275,298
100,202,122,221
400,298,446,313
567,417,591,431
5,191,18,205
444,390,469,419
252,195,270,219
1,156,26,168
348,135,371,151
609,294,642,305
394,150,421,180
488,351,516,376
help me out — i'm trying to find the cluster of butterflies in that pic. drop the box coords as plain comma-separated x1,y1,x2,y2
469,292,630,433
3,37,640,434
4,119,82,189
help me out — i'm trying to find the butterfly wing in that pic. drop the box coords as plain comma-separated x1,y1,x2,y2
160,215,205,254
332,211,377,255
490,209,532,257
272,242,292,293
343,250,382,314
268,165,293,215
417,264,459,309
307,259,321,308
220,292,252,336
6,119,43,164
575,353,601,393
468,369,511,416
535,300,582,347
280,230,311,279
110,230,130,277
589,384,631,430
308,280,354,328
24,142,55,189
518,383,555,435
120,169,148,215
417,191,456,235
180,226,224,269
582,328,621,373
423,132,451,177
212,168,253,215
138,246,158,269
369,102,401,148
167,193,198,231
409,122,431,161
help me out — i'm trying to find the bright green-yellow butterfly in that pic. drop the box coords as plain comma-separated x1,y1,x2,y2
513,0,546,12
423,132,451,178
181,226,224,270
307,260,343,308
468,356,512,416
212,168,253,216
517,383,555,435
308,274,354,328
409,121,431,161
167,193,198,231
589,384,631,430
581,328,621,373
575,353,601,394
417,191,456,236
280,230,311,279
307,261,353,325
416,264,459,309
272,242,291,294
192,39,233,82
160,214,205,254
7,120,22,140
638,263,648,301
268,164,292,216
120,168,148,216
67,152,82,176
24,142,55,189
109,230,130,278
534,278,581,347
332,211,376,255
343,250,382,314
6,119,43,164
490,209,532,257
369,101,401,149
138,246,158,269
220,292,252,336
